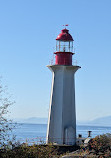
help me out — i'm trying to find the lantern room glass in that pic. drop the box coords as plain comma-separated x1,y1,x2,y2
56,41,73,52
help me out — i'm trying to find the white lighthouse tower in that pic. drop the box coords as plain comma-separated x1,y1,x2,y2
46,27,80,145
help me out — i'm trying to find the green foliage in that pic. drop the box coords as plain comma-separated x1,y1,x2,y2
89,133,111,153
0,144,59,158
83,133,111,157
0,141,79,158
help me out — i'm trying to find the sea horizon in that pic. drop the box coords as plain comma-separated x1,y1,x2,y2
11,123,111,144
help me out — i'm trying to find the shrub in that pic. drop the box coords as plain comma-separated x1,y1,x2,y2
0,144,59,158
88,133,111,153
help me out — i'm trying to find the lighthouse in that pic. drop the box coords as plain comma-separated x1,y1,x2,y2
46,27,80,145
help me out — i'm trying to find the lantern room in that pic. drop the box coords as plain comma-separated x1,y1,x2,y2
54,28,74,65
56,28,74,52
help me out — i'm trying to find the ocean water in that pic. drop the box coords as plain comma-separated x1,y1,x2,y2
12,124,111,144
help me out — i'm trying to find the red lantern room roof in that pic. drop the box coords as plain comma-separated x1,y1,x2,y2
56,28,74,41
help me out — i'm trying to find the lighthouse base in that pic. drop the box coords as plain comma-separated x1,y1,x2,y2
46,65,80,145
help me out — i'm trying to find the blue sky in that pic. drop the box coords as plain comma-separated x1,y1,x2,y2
0,0,111,121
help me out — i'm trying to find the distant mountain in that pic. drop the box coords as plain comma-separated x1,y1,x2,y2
77,116,111,127
14,116,111,126
14,117,48,124
90,116,111,126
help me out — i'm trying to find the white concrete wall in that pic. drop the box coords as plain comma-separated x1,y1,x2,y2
46,65,80,145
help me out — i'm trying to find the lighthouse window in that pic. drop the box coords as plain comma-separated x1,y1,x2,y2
56,41,73,52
